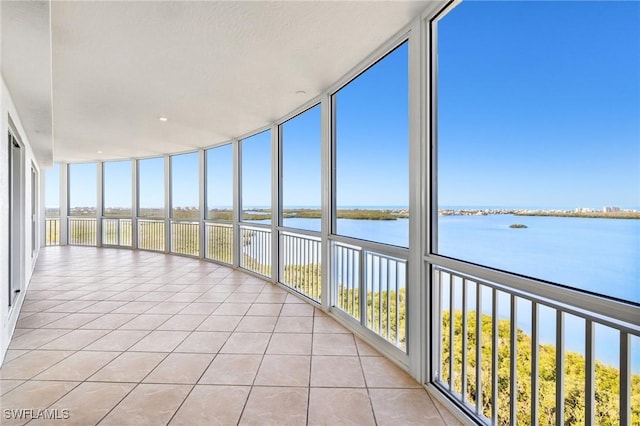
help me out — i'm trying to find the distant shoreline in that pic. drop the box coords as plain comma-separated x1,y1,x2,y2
51,207,640,221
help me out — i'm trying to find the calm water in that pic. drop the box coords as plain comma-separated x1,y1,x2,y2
279,214,639,369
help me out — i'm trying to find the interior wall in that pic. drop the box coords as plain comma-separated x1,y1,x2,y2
0,74,42,364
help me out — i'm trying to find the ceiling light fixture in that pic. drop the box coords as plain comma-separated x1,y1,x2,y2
97,150,103,154
295,90,306,95
159,117,168,122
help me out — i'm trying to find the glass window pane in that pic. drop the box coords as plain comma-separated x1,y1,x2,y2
138,157,165,218
435,1,640,303
241,130,271,224
45,163,60,217
281,105,321,232
334,42,409,247
171,152,199,220
206,144,233,221
103,160,132,216
68,163,96,216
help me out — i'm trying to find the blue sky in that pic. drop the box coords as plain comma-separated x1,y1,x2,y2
48,0,639,211
437,0,640,209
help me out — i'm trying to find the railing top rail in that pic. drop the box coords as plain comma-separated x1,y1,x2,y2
239,223,272,231
279,227,322,240
169,219,200,224
330,234,409,260
431,260,640,336
204,220,233,226
67,217,97,220
137,217,165,222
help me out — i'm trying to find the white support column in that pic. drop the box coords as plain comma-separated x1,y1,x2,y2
59,162,68,245
39,168,46,248
232,140,240,268
407,17,425,380
164,155,171,253
270,124,279,283
320,94,332,311
198,149,206,259
131,160,138,249
96,161,103,247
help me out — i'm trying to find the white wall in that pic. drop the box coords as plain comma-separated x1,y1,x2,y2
0,74,42,364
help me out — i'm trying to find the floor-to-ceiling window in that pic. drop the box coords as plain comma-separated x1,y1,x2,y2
68,162,97,246
137,157,165,251
240,130,272,276
430,2,639,424
44,163,60,246
205,144,233,263
103,160,133,246
170,152,200,256
279,105,322,301
331,41,409,351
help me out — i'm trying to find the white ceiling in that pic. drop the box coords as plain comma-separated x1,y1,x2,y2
6,1,436,164
1,1,53,166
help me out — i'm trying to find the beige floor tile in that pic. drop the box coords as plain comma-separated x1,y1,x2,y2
169,385,250,426
143,353,213,384
254,355,310,387
266,333,312,355
165,292,201,302
144,301,190,315
99,383,191,426
219,332,271,354
0,379,25,396
15,312,69,329
22,300,67,312
194,292,230,303
34,351,120,381
239,386,308,426
432,397,464,426
79,300,127,313
212,302,251,316
246,303,283,316
111,301,159,314
80,313,138,329
174,331,230,353
312,333,357,355
360,356,421,388
254,293,287,304
42,313,104,329
118,313,171,330
310,356,365,387
199,354,262,385
369,388,445,426
128,330,190,352
280,303,314,317
8,329,70,350
196,315,241,331
156,314,208,331
313,316,350,333
308,388,375,426
83,330,150,351
2,350,29,363
178,302,219,315
44,300,96,312
284,293,306,304
225,293,259,303
41,382,135,426
88,352,167,382
0,350,73,380
39,329,110,350
136,292,174,302
274,316,313,333
0,380,79,425
355,337,382,356
236,316,278,332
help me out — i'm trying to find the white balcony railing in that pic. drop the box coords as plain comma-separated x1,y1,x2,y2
432,264,639,426
280,230,322,303
102,218,132,247
68,217,96,246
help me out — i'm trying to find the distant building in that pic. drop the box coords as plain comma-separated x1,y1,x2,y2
603,206,621,212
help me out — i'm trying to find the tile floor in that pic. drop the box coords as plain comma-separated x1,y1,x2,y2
1,246,461,425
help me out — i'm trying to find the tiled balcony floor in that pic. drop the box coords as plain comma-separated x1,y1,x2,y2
1,246,460,425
